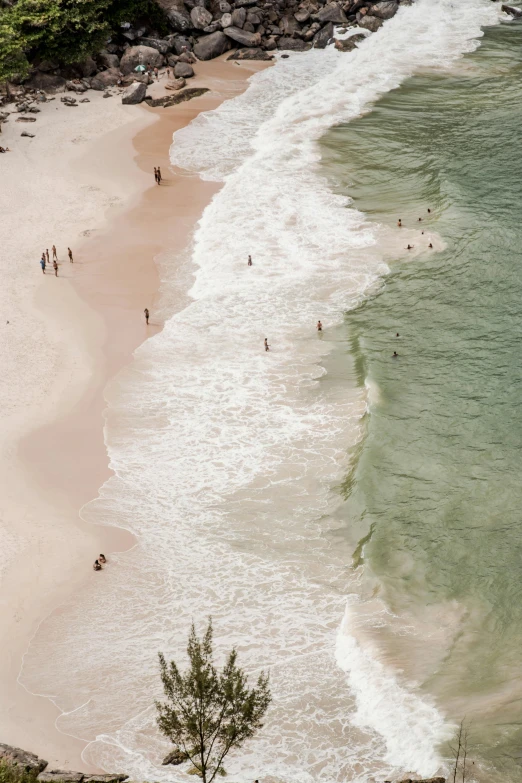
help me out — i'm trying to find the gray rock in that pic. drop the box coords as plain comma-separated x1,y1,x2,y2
169,35,193,54
162,750,189,766
77,56,97,77
36,60,59,72
221,12,233,26
90,68,121,90
246,11,261,24
227,46,273,59
174,61,195,77
122,81,147,103
369,1,398,19
0,744,48,773
60,95,77,104
312,21,334,48
65,80,87,93
37,773,84,783
231,6,247,27
502,4,522,17
334,32,366,51
120,45,164,74
139,37,171,54
278,36,308,50
167,8,193,31
82,776,128,783
178,50,196,63
21,131,35,137
25,73,66,92
313,3,347,24
98,50,120,69
193,30,230,59
224,25,261,46
357,13,383,31
220,0,232,10
294,8,310,22
166,77,186,89
191,6,213,27
145,87,209,107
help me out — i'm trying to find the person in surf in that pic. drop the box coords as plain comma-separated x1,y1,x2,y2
264,338,270,352
317,320,322,331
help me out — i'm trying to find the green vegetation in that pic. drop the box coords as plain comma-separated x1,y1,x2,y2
0,0,166,84
156,618,271,783
0,762,39,783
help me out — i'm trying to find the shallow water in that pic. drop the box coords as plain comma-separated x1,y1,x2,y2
16,2,516,782
322,17,522,782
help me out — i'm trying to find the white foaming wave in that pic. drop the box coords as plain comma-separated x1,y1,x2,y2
18,2,502,782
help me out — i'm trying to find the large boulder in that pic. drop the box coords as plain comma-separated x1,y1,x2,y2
220,12,233,26
0,744,47,773
169,34,193,53
223,26,261,46
90,68,121,90
357,14,383,31
313,3,347,24
191,6,213,28
231,6,247,26
120,45,163,74
122,81,147,104
334,33,366,51
167,7,193,30
37,774,84,783
369,1,398,19
277,36,309,50
312,22,334,48
25,72,66,92
193,31,230,59
139,37,171,53
76,56,97,77
97,50,120,69
227,47,273,60
174,61,195,77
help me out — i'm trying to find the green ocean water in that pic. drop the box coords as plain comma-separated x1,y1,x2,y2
322,18,522,782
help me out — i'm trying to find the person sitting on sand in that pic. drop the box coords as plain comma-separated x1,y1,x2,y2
247,255,252,266
93,559,102,571
99,554,107,564
264,338,270,352
317,320,322,331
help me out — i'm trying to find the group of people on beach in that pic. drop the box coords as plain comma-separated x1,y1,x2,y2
93,554,107,571
40,245,73,276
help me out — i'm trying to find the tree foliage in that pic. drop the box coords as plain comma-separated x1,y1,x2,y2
156,619,272,783
0,0,166,83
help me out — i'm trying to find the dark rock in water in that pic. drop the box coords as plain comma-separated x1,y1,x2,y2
139,37,171,54
122,81,147,103
144,87,209,107
313,3,347,24
0,744,48,773
357,13,383,31
224,25,261,45
502,4,522,18
191,6,213,28
120,45,164,74
369,0,398,19
90,68,121,90
312,21,334,48
162,749,190,766
193,31,230,59
334,32,366,51
395,778,446,783
97,50,120,69
38,773,84,783
227,46,273,59
174,61,195,77
277,36,309,50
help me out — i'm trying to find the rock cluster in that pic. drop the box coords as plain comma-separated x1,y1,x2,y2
0,744,128,783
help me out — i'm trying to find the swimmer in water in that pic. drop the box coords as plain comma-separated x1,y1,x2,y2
397,219,402,228
429,242,433,249
317,320,322,332
428,208,431,213
396,333,400,337
393,351,398,358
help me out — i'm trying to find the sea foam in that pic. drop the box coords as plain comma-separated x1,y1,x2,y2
19,2,501,781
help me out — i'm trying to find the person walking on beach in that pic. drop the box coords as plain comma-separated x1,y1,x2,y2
68,247,73,263
53,259,58,277
317,320,322,332
45,248,50,264
40,257,46,274
264,338,270,352
157,166,162,183
247,255,252,266
144,308,150,325
154,167,158,184
52,244,58,261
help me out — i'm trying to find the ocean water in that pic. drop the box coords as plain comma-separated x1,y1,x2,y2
18,2,517,781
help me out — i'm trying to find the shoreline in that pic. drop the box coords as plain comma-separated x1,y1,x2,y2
0,57,267,771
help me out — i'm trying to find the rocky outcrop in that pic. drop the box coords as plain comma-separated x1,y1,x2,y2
0,743,48,773
334,32,366,50
122,81,147,104
162,749,189,765
173,61,195,78
144,87,209,107
120,45,164,75
193,30,230,59
90,68,121,90
224,26,261,46
227,47,274,60
38,775,128,783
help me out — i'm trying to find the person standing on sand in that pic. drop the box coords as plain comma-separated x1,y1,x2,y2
68,247,73,263
154,167,158,184
52,244,58,260
247,255,252,266
144,308,150,325
40,257,45,274
264,338,270,352
45,248,49,264
157,166,162,183
53,260,58,277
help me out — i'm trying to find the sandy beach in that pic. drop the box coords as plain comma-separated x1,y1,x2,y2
0,56,268,771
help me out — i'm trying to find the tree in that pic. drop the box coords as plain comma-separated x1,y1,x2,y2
449,718,471,783
156,619,272,783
